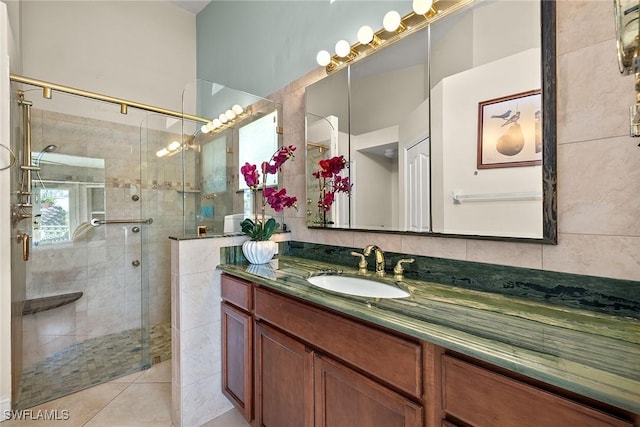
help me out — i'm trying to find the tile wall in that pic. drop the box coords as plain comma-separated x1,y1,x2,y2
276,1,640,283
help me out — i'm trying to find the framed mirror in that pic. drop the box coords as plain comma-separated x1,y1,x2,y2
304,0,556,243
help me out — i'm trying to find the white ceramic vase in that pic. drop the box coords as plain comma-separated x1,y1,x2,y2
242,239,277,264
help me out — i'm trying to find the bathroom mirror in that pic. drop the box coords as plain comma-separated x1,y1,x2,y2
304,0,556,243
183,79,282,234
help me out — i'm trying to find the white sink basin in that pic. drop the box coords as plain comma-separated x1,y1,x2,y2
307,275,410,299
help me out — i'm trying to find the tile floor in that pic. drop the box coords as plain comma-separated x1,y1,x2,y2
16,323,172,410
2,360,249,427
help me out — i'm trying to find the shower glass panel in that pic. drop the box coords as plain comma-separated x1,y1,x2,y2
10,86,171,409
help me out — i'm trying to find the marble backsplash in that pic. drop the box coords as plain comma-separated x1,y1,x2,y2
284,241,640,320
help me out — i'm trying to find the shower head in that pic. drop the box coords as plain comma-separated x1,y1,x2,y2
34,144,57,165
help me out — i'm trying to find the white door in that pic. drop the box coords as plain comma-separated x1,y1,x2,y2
405,137,430,232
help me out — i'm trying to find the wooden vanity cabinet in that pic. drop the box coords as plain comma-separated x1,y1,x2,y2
253,285,424,427
221,274,254,422
441,354,634,427
220,272,637,427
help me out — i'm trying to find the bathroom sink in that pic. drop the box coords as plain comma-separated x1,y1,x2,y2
306,275,410,299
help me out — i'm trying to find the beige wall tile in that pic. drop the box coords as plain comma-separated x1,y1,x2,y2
556,0,614,56
543,233,640,280
557,39,635,143
283,86,306,135
401,235,467,260
558,136,640,235
467,240,543,269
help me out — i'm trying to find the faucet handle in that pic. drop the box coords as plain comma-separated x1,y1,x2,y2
350,251,368,274
393,258,415,281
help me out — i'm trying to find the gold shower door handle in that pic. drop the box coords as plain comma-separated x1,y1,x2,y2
17,233,29,261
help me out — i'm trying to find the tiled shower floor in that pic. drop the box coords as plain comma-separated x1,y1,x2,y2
14,322,171,410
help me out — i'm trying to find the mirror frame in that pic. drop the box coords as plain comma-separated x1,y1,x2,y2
306,0,557,244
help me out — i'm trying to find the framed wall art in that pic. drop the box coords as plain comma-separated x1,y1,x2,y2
477,89,542,169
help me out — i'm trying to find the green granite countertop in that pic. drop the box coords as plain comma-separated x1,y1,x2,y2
218,256,640,415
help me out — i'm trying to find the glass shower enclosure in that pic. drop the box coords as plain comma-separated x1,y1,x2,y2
9,83,180,409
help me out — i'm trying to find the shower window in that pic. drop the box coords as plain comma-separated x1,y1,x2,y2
36,188,71,244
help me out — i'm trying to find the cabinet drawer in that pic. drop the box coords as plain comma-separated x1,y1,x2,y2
442,355,632,427
254,287,422,398
221,274,253,311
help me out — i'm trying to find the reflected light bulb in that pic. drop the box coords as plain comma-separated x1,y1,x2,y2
316,50,331,66
412,0,433,15
225,109,236,120
201,124,211,134
212,118,222,128
219,113,228,124
168,141,181,151
357,26,374,45
156,148,169,158
232,104,244,115
335,40,351,58
383,10,402,32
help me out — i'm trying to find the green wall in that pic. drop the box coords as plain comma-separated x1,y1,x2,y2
197,0,412,97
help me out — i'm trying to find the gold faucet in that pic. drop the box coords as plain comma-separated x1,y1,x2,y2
363,245,385,276
350,252,368,274
393,258,415,281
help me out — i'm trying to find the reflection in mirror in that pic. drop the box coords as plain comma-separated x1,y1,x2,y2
305,69,350,227
430,0,542,238
182,79,282,235
304,0,556,242
349,27,430,231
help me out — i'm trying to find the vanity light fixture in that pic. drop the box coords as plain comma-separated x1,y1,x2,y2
225,109,236,121
357,25,381,47
412,0,436,16
383,10,406,33
156,140,182,157
316,0,472,74
335,39,353,58
156,148,170,158
200,105,251,135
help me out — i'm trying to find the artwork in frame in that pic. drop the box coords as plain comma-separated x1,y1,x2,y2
477,89,542,169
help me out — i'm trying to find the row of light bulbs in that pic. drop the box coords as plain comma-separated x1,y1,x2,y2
316,0,436,69
200,104,247,134
156,140,183,158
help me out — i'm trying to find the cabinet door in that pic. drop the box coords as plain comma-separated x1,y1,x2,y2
315,354,423,427
221,302,253,422
255,322,314,427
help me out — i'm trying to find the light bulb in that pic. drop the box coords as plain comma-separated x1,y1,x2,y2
383,10,402,32
156,148,169,158
212,118,222,128
168,141,181,151
335,40,351,58
225,109,236,120
357,26,374,45
316,50,331,66
219,113,228,124
232,104,244,115
412,0,433,15
201,124,211,134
